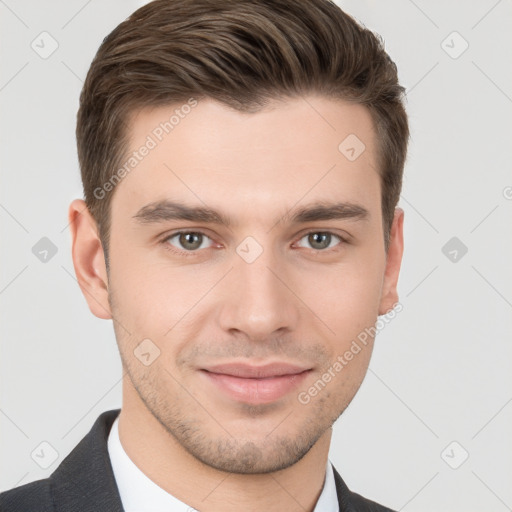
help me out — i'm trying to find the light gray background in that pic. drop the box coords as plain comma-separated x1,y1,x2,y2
1,1,511,510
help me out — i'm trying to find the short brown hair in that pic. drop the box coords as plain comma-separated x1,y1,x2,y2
76,0,409,266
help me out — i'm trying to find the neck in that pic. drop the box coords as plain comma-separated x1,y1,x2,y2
117,377,332,512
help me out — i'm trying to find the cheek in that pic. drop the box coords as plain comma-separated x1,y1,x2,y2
108,250,210,363
108,235,178,317
301,254,385,335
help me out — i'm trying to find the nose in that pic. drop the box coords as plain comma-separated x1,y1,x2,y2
217,246,300,341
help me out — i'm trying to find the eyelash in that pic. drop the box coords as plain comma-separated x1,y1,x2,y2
159,230,349,257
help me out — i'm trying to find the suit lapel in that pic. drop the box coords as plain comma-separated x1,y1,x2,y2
332,463,358,512
50,409,124,512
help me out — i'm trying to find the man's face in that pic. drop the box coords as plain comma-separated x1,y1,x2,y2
87,96,403,473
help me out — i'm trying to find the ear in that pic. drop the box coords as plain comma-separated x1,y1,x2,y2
378,207,404,315
68,199,112,319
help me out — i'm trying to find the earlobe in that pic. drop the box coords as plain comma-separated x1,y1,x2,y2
378,207,404,316
68,199,112,320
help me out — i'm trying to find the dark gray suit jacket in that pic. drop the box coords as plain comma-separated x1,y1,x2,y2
1,409,395,511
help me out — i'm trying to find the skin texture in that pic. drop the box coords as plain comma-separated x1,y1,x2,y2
69,95,404,512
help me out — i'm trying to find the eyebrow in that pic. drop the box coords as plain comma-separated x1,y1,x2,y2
132,199,370,227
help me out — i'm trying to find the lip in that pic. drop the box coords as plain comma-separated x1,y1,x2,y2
203,362,311,378
200,362,312,404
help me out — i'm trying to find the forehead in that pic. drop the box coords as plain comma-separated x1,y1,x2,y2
112,96,380,224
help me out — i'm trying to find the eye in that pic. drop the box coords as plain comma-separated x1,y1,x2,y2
296,231,344,251
160,229,347,257
164,231,214,252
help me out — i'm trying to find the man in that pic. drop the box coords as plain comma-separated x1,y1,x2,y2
1,0,408,510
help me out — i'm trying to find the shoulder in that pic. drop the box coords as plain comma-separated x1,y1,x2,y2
331,464,396,512
0,409,122,512
0,478,54,512
346,489,397,512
